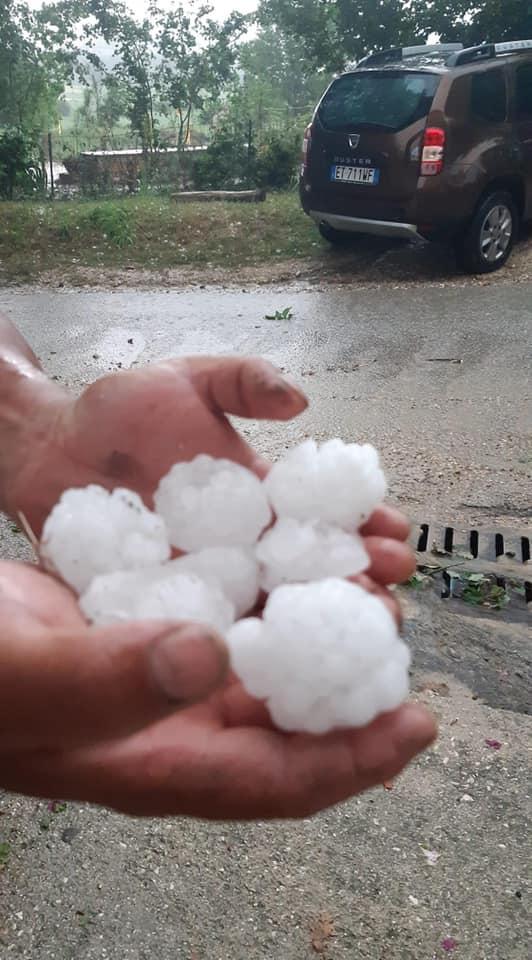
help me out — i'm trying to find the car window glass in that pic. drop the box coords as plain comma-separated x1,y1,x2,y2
471,69,507,122
318,72,440,133
516,63,532,120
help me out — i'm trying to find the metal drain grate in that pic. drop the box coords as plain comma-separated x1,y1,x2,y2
412,522,532,605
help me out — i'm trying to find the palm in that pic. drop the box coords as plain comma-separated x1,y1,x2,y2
15,357,291,536
1,354,434,818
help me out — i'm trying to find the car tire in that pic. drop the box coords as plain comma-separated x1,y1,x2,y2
318,222,361,246
456,191,518,274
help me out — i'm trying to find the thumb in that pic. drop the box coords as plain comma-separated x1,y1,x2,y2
0,619,229,750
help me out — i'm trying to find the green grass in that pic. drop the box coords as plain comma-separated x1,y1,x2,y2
0,192,322,279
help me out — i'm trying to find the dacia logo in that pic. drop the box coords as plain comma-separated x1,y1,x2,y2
348,134,360,149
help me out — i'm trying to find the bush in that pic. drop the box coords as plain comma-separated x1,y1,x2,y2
193,123,256,190
83,204,134,246
0,131,44,200
254,131,300,190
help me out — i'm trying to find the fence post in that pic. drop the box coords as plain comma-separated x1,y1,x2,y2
48,132,54,199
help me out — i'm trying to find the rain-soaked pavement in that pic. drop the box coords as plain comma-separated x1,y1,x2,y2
0,280,530,959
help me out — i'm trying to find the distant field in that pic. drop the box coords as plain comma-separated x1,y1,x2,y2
0,193,320,280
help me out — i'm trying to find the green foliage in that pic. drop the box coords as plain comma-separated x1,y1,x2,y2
257,0,532,72
83,203,134,246
255,131,300,190
0,193,319,276
0,129,43,198
0,842,9,868
193,125,299,191
265,306,294,320
193,123,256,189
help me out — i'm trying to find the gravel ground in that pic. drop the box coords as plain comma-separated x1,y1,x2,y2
0,276,530,959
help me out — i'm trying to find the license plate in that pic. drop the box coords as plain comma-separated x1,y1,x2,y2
330,165,380,185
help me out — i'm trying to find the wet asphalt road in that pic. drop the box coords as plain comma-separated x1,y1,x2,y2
0,280,530,527
0,280,530,960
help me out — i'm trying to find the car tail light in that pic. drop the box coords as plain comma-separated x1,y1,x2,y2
302,124,312,171
421,127,445,176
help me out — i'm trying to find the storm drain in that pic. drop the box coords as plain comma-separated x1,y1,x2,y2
412,521,532,608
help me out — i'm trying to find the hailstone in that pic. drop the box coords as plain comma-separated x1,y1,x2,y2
41,485,170,594
155,455,271,551
170,546,260,618
81,568,235,631
226,578,410,735
263,439,386,530
256,518,370,592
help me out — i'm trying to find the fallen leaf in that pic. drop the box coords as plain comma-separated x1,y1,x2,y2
310,911,335,953
485,739,502,751
441,937,458,952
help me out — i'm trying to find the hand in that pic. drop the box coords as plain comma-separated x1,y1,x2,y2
0,352,435,817
0,556,435,819
5,355,415,595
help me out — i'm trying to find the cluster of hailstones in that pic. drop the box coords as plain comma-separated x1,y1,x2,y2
41,439,411,735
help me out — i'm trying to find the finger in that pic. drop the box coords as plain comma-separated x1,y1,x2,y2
10,704,436,818
187,356,308,421
360,505,411,542
349,573,402,627
0,619,228,750
364,536,416,586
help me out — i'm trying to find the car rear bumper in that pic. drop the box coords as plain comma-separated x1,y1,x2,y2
309,210,422,240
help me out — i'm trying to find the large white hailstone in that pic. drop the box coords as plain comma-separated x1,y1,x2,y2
226,578,410,735
41,485,170,594
154,455,271,552
256,518,370,592
263,439,387,531
170,547,260,618
80,568,235,630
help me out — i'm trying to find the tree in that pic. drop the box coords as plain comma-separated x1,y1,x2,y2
258,0,532,73
85,0,246,153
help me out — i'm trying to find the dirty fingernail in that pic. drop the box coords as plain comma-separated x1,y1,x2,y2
150,625,229,704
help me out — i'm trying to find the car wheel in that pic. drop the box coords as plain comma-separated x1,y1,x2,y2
318,222,360,246
456,191,518,274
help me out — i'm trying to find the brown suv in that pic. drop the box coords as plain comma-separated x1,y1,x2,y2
300,41,532,273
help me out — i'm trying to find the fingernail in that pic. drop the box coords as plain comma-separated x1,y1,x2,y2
150,626,229,703
269,373,308,407
394,704,438,750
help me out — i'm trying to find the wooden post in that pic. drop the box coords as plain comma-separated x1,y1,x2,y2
48,132,54,199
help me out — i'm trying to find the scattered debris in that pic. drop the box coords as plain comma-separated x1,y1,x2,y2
383,781,394,791
310,911,335,954
47,800,67,813
127,338,134,344
485,739,503,751
265,307,293,321
0,842,9,871
421,848,441,866
441,937,458,952
408,895,419,906
425,358,463,364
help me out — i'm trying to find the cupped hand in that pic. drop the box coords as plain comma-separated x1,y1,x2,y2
0,355,435,817
0,558,435,819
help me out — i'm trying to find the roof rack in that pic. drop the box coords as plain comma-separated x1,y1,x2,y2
357,43,463,68
448,39,532,66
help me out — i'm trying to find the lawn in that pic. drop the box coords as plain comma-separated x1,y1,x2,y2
0,192,322,280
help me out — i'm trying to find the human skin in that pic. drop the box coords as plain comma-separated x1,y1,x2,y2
0,315,436,819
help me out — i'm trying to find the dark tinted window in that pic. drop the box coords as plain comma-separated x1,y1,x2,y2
516,63,532,119
471,69,507,122
318,71,440,133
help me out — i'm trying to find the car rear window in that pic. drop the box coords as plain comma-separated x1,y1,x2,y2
318,71,440,132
